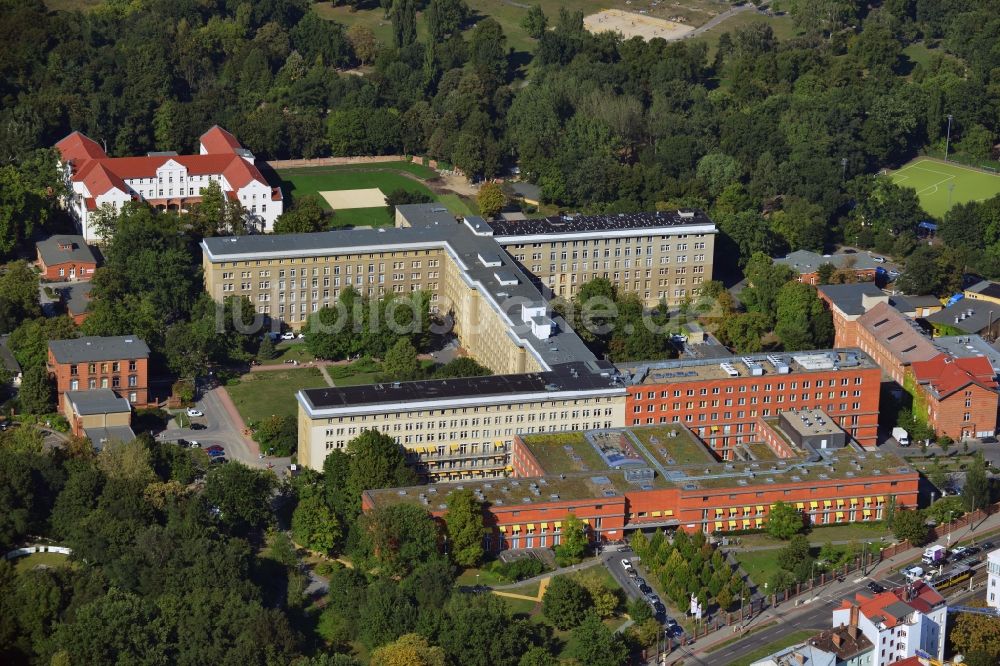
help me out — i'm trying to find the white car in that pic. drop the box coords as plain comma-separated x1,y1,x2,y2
189,441,201,448
621,559,633,570
186,408,204,417
281,332,295,340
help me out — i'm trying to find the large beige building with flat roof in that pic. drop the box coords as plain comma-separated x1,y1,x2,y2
201,204,716,476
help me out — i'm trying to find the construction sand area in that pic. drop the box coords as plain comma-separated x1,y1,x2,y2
319,188,387,209
584,9,695,41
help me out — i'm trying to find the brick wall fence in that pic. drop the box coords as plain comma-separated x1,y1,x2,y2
263,155,406,169
879,500,1000,560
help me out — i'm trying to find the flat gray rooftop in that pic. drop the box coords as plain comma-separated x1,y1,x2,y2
66,389,131,415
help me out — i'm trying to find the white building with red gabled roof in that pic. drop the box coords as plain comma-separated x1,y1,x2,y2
55,126,283,240
832,582,947,666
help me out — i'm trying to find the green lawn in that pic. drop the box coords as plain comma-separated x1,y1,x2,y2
437,193,477,217
327,358,384,387
890,157,1000,218
691,11,800,61
225,368,326,423
277,163,439,228
259,342,316,366
14,551,72,573
727,630,818,666
456,566,509,587
733,550,785,589
736,523,892,549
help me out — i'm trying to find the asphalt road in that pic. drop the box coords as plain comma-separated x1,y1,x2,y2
684,552,994,665
158,387,290,470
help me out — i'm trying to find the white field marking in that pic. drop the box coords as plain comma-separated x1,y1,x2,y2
319,188,387,209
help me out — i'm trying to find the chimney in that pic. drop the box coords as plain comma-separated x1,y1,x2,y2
850,603,859,628
848,623,858,639
794,653,805,665
832,633,843,648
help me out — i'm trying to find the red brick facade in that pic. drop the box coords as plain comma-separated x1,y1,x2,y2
369,437,920,552
47,349,150,407
910,355,999,440
625,365,882,452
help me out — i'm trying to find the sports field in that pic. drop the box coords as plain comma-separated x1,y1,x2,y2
277,162,474,228
890,157,1000,218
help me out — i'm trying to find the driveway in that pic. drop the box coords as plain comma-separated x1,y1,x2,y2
157,387,291,471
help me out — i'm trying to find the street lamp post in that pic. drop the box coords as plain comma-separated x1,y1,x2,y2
948,182,956,208
944,114,954,161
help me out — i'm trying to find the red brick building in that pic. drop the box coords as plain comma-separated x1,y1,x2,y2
35,235,97,281
853,302,939,386
47,336,151,407
910,354,998,440
364,425,919,552
622,350,882,452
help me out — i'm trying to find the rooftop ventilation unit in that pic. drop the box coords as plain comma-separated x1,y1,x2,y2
720,362,739,377
767,354,790,374
742,357,764,376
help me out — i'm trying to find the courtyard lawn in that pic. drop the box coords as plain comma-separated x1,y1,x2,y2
277,164,438,228
225,368,326,423
736,522,892,550
14,551,72,573
733,550,785,589
456,566,514,588
890,157,1000,218
260,342,317,366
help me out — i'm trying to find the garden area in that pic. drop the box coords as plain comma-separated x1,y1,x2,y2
226,367,327,423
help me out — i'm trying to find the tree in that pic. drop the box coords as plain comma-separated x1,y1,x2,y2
50,589,168,665
391,0,417,49
770,197,827,252
697,152,743,197
775,281,834,351
253,414,297,457
345,430,419,516
189,180,248,236
776,534,811,571
257,334,277,361
628,597,653,623
963,452,990,512
565,611,629,666
292,493,341,554
370,633,446,666
554,513,588,566
521,5,548,39
542,575,590,630
766,501,804,539
347,24,379,65
433,357,491,378
381,338,421,381
0,260,40,332
895,245,962,297
385,188,433,218
444,489,485,566
425,0,468,41
892,508,929,546
577,570,620,617
717,312,770,353
469,18,508,89
950,602,1000,665
273,195,328,234
438,593,534,666
477,182,505,218
355,503,440,577
19,365,53,414
203,463,276,536
741,253,796,324
816,262,837,285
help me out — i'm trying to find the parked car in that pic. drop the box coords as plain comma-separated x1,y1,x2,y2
186,408,204,417
867,581,886,594
668,625,684,638
208,449,226,458
952,546,969,559
664,617,677,627
639,584,653,595
190,423,206,430
982,541,994,550
210,457,228,464
965,546,982,557
627,568,638,579
206,445,224,453
281,332,295,340
616,545,630,552
189,441,201,448
621,559,632,570
872,255,886,263
635,577,646,587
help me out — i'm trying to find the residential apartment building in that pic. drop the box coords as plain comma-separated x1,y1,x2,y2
35,235,98,281
832,584,947,666
477,210,717,306
751,621,874,666
910,354,998,440
622,350,882,452
963,279,1000,306
363,424,919,549
55,126,283,240
47,336,150,406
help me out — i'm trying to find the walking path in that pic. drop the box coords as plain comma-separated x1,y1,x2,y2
493,577,551,602
488,557,604,591
683,3,754,39
317,365,335,386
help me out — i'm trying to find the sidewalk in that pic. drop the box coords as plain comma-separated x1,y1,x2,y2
668,507,1000,663
487,556,604,591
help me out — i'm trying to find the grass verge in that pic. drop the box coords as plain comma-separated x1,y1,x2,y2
225,368,325,422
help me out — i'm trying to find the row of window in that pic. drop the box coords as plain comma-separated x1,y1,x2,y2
70,376,139,389
633,377,867,398
69,360,139,374
634,394,865,411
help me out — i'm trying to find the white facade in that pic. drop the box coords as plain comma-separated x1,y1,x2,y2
832,591,946,666
56,127,283,242
987,547,1000,609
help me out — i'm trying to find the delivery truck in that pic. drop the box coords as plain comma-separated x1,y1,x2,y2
892,426,909,446
922,545,947,565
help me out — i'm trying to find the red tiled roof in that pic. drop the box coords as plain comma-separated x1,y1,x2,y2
838,582,944,629
56,131,107,164
54,129,266,197
911,353,997,398
888,658,922,666
272,188,283,201
857,301,939,365
200,125,242,154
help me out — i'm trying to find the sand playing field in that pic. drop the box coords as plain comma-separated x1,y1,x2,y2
319,188,387,209
584,9,695,41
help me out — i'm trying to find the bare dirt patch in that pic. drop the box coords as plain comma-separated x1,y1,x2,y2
319,187,386,209
584,8,695,41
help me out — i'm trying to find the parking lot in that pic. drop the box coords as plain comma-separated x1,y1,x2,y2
602,545,685,639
